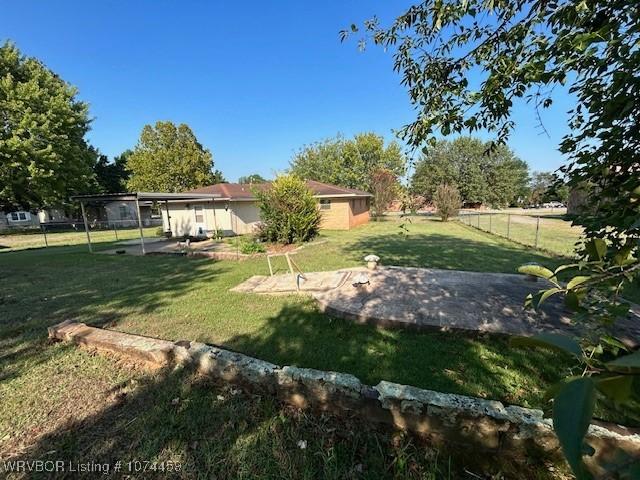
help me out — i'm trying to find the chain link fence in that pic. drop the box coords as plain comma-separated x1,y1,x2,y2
0,219,163,251
458,211,583,256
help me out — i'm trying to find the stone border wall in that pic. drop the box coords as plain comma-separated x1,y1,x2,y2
48,321,640,475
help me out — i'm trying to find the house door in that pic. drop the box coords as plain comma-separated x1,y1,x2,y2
193,205,206,236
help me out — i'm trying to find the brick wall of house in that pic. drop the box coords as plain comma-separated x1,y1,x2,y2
349,198,370,228
319,198,351,230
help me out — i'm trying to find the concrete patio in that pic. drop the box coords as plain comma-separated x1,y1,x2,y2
233,266,640,346
99,237,247,259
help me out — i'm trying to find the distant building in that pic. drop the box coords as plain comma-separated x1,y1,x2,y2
0,208,72,231
162,180,372,237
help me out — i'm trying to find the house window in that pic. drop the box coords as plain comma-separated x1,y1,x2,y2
319,199,331,210
194,205,204,223
9,211,30,222
119,205,131,220
150,205,162,218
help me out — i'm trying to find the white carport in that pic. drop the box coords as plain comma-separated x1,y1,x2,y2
71,192,220,254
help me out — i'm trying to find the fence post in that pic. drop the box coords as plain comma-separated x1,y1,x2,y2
489,213,492,233
41,225,48,248
535,216,541,248
507,214,511,239
477,213,480,229
113,222,119,241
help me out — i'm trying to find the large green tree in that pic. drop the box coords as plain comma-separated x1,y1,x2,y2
346,0,639,477
0,42,96,211
94,150,131,194
126,121,216,192
411,137,529,207
290,133,405,192
529,171,570,205
238,173,267,184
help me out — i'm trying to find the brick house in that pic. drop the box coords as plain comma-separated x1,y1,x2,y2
161,180,371,237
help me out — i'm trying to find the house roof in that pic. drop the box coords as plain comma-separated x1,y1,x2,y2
188,180,372,200
71,192,221,203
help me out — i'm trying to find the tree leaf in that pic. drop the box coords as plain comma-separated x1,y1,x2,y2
594,375,633,403
543,375,582,402
554,263,579,275
585,239,607,261
511,333,582,358
565,291,580,311
518,264,555,280
538,287,562,306
552,377,596,480
567,276,591,290
606,351,640,373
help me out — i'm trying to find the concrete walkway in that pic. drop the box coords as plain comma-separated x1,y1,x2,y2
233,266,640,346
231,271,352,294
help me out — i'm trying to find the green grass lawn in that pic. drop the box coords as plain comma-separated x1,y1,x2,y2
0,226,160,251
461,212,583,256
0,217,632,478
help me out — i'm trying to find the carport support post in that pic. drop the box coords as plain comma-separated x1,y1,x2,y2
164,200,172,237
212,199,218,237
41,225,48,248
80,201,92,253
135,199,146,255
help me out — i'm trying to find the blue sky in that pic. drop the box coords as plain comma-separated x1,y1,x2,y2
3,1,573,182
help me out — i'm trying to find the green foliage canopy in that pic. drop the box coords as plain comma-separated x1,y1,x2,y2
0,42,96,211
94,150,131,194
529,171,569,205
126,121,216,193
238,173,267,184
255,175,321,244
411,137,529,207
290,133,405,192
212,169,227,184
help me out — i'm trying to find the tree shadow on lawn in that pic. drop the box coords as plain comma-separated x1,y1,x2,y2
224,300,640,427
225,300,566,410
341,230,561,273
2,361,561,479
0,248,228,384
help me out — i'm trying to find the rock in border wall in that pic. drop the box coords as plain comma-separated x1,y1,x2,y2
48,321,640,475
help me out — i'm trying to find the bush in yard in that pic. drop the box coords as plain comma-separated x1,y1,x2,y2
370,168,398,219
433,184,461,222
255,175,321,244
239,236,266,254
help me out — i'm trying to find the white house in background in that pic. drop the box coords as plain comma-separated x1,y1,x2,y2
161,180,372,237
0,208,71,230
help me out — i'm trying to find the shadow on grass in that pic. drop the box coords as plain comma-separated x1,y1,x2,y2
342,230,560,273
0,247,227,384
225,301,565,409
2,362,560,479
